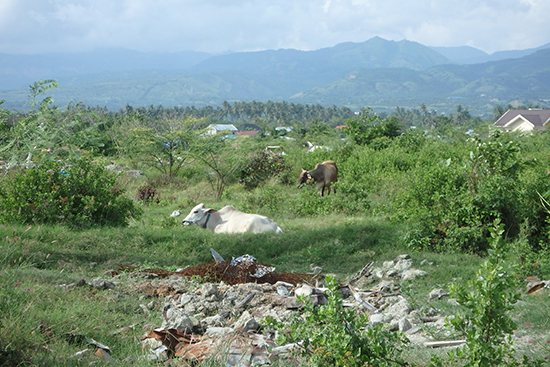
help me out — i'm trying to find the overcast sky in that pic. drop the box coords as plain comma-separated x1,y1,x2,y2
1,0,549,55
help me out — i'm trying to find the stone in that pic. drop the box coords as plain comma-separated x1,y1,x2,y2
398,317,413,332
394,259,413,271
384,296,411,318
402,269,428,281
429,288,448,300
201,283,219,298
89,277,115,290
369,313,385,326
160,305,195,333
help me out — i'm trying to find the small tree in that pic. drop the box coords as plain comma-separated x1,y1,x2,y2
124,117,201,179
431,221,544,366
188,133,241,200
344,108,402,148
239,150,293,189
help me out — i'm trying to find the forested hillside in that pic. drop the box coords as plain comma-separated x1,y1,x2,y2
2,37,550,115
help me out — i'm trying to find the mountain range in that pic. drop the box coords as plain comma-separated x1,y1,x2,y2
1,36,549,116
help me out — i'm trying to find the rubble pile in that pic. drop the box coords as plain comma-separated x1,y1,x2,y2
125,253,441,365
60,252,550,365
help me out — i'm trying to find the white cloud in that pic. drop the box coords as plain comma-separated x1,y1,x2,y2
0,0,548,54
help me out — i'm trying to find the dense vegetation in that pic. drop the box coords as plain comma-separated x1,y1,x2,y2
2,81,550,261
1,82,550,365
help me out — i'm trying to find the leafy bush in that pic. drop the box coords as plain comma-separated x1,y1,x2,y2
0,157,142,227
398,131,546,254
238,150,293,189
431,222,545,367
265,275,409,367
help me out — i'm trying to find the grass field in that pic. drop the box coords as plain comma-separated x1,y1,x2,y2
1,175,550,366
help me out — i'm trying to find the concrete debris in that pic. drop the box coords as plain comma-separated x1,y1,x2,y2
429,288,449,300
66,253,523,364
130,254,456,364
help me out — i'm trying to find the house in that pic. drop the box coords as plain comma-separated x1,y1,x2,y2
205,124,238,135
493,109,550,132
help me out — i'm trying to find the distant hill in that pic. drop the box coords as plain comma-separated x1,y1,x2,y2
0,48,212,90
292,49,550,114
430,43,550,64
1,37,550,116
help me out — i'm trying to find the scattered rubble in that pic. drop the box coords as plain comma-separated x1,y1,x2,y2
60,253,550,365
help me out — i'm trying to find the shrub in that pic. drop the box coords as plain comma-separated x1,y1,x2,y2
239,150,293,189
431,221,545,367
136,183,160,204
265,275,409,367
0,157,142,227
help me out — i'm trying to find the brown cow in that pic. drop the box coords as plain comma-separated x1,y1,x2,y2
297,160,338,197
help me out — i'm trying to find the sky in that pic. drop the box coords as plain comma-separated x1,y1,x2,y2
1,0,549,55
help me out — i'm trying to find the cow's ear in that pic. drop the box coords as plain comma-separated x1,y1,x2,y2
206,208,217,214
301,168,307,172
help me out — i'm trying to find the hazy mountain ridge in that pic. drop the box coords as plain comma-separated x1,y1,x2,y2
1,37,549,115
430,43,550,64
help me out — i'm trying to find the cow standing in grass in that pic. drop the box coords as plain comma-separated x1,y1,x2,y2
297,160,338,197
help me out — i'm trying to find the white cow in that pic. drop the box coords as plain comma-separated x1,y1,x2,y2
181,203,284,234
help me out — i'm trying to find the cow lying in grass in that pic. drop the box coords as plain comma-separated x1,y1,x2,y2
180,203,284,234
297,160,338,197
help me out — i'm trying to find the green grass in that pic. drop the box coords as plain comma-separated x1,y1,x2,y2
1,180,550,366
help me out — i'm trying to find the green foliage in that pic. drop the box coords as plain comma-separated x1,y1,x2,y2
265,275,409,367
399,130,547,254
0,157,142,227
240,184,284,213
188,133,243,200
344,109,403,148
431,221,545,367
238,150,293,189
122,116,199,178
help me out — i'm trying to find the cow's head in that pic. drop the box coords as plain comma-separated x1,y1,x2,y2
297,169,312,188
182,203,216,228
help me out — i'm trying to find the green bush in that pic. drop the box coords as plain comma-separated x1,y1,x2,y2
0,157,142,227
431,221,545,367
265,275,409,367
238,150,293,189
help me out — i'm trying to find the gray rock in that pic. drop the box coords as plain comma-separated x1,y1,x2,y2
369,313,385,326
234,310,261,332
160,306,195,333
89,277,115,290
394,259,414,271
402,269,428,281
429,288,448,300
398,317,413,332
385,296,411,318
201,283,219,298
277,286,291,296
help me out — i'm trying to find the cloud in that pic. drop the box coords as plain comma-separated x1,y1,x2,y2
0,0,548,55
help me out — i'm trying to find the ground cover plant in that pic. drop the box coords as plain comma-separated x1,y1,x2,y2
1,86,550,365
